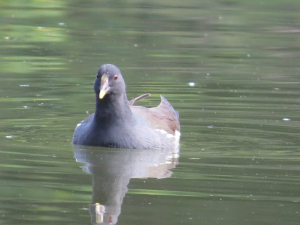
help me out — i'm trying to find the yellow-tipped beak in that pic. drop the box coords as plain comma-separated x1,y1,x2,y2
99,89,106,99
99,74,110,99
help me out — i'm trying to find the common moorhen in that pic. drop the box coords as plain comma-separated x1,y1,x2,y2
72,64,180,149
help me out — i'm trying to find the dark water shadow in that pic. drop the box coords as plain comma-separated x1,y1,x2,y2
73,145,180,225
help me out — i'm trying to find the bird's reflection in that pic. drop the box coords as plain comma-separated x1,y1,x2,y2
73,146,180,225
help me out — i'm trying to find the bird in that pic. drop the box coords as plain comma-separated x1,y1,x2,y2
72,64,180,149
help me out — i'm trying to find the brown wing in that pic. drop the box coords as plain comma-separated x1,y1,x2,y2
130,95,180,134
129,93,151,105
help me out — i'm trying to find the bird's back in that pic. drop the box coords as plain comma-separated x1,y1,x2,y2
130,95,180,135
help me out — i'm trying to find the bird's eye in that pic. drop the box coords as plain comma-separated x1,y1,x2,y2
114,75,118,80
96,75,100,79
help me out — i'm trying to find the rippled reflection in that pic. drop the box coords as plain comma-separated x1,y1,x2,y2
73,146,179,225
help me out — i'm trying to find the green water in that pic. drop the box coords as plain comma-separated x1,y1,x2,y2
0,0,300,224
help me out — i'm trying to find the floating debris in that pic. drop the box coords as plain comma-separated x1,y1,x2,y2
188,82,195,87
6,136,13,139
282,118,290,121
207,125,214,128
20,84,29,87
58,22,65,26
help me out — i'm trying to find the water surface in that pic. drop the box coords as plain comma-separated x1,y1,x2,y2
0,0,300,224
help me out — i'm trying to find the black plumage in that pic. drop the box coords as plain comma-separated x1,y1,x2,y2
72,64,180,149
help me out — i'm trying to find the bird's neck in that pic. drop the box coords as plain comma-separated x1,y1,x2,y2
94,93,132,124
